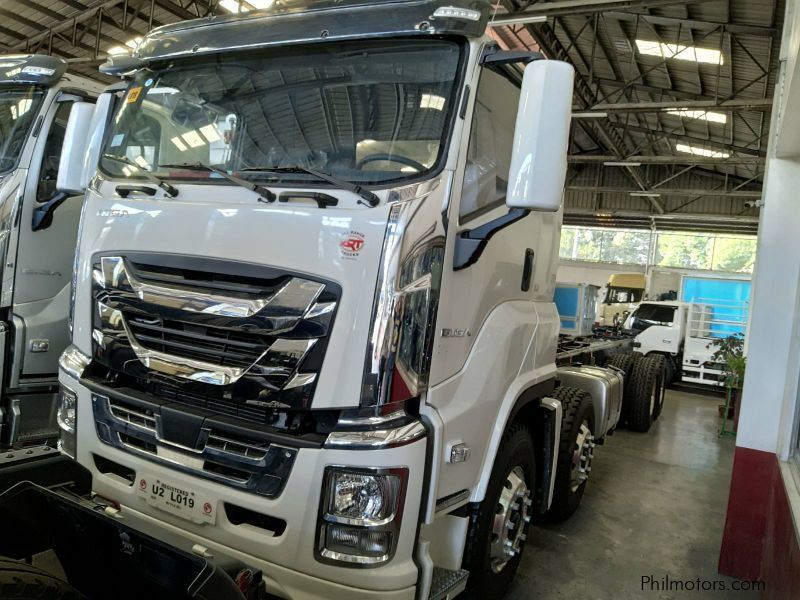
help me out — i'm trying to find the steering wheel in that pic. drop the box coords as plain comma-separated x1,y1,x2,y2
357,153,427,172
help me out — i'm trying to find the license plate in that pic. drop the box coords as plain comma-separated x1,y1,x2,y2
136,473,216,525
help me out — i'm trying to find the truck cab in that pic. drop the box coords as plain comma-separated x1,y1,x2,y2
0,3,635,599
625,300,688,382
599,272,646,326
0,55,103,447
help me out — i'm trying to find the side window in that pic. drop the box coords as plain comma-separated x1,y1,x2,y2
459,69,521,222
36,101,73,202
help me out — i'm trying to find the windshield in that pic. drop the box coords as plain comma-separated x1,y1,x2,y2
0,86,46,174
100,39,463,187
603,286,644,304
629,304,677,333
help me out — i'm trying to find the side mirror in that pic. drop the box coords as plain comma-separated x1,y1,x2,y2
56,101,95,195
82,91,117,189
506,60,575,211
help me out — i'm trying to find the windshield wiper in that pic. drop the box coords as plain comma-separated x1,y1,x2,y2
159,162,276,203
102,154,178,198
238,166,379,207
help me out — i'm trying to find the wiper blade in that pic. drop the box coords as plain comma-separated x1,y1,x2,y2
102,154,178,198
159,162,276,203
238,166,379,207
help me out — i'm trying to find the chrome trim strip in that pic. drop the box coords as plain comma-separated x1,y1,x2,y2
540,396,563,510
58,345,91,380
434,489,470,515
324,421,426,449
284,372,317,390
99,255,324,319
337,409,408,428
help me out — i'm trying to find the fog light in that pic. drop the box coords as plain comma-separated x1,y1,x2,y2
324,525,391,561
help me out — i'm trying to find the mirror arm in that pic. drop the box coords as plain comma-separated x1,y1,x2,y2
453,207,529,271
32,191,70,232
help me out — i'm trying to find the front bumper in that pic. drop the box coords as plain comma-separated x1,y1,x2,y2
62,370,426,599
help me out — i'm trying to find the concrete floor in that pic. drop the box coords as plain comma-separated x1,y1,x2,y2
508,389,757,600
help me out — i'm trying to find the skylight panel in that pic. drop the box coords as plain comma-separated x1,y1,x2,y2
676,143,730,158
636,40,723,65
666,109,727,124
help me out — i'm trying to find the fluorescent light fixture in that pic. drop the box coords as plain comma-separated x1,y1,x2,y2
181,130,206,148
604,161,642,167
488,14,547,26
572,111,607,119
10,98,32,120
630,192,662,197
170,136,188,152
420,93,445,111
200,124,222,143
433,6,482,21
666,109,727,124
219,0,274,13
676,143,730,158
636,39,723,65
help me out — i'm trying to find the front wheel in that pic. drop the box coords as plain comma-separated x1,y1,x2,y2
462,424,535,599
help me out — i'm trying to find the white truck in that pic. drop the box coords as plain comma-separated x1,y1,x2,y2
0,55,103,447
0,3,662,599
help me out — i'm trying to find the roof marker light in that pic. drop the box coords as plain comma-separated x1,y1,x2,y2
433,6,482,21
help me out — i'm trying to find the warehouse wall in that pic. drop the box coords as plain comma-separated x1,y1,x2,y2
719,0,800,590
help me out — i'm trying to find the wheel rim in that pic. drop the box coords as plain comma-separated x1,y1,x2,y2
570,420,595,493
649,381,658,418
490,466,531,573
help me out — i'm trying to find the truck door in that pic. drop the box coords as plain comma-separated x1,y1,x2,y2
9,96,84,382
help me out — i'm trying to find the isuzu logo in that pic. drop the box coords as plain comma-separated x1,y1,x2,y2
340,231,365,259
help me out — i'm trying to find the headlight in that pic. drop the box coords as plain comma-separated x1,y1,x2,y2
57,385,78,458
326,471,401,525
317,467,407,566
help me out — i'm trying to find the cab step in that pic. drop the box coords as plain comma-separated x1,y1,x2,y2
429,567,469,600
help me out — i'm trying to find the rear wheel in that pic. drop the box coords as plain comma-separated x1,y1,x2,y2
627,356,665,432
647,355,668,421
0,558,84,600
462,424,535,599
542,386,595,523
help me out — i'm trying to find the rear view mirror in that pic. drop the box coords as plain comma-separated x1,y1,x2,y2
82,91,118,189
170,98,216,129
56,101,95,195
506,60,575,211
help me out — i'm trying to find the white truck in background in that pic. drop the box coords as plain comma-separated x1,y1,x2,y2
0,3,663,599
0,55,104,447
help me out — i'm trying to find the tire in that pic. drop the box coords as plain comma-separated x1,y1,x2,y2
541,386,595,523
462,424,535,600
627,355,665,432
663,356,675,386
0,558,85,600
647,355,668,421
605,351,635,376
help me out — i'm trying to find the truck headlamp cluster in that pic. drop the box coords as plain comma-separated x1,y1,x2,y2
56,385,78,458
317,467,407,566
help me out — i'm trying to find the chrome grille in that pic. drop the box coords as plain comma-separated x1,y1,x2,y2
205,432,270,461
109,403,156,432
91,253,340,416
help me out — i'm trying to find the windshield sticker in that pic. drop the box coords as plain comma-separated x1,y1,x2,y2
126,87,143,103
340,231,365,260
110,134,125,147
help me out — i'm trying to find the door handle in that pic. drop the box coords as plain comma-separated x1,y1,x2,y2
521,248,534,291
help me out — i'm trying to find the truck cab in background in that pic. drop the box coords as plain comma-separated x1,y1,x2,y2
626,301,688,383
0,55,104,447
599,272,646,326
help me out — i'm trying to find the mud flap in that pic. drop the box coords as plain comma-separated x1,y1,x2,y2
0,480,262,599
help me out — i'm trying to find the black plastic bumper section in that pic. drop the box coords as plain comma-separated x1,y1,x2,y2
0,450,262,599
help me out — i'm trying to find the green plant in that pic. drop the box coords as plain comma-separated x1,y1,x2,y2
708,333,746,388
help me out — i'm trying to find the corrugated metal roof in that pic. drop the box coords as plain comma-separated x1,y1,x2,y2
0,0,781,232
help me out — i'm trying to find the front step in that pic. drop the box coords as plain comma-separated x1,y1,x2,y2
429,567,469,600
